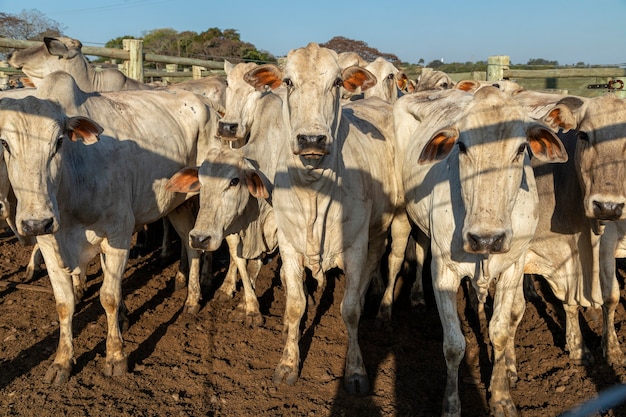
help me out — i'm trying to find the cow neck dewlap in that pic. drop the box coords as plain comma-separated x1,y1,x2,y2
293,163,338,285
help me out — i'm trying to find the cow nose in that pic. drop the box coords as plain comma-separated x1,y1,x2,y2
218,122,238,138
297,134,326,148
466,232,506,254
592,201,624,220
189,231,211,250
21,218,54,236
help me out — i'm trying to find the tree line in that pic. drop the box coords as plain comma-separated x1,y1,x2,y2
0,9,611,72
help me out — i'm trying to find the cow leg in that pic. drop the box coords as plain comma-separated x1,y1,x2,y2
342,233,383,395
505,279,526,389
409,228,429,308
24,243,44,280
488,264,523,417
563,304,592,364
214,257,238,302
600,226,625,366
432,260,464,417
99,240,130,377
37,238,76,385
226,234,263,327
167,207,203,314
376,209,411,327
273,246,306,387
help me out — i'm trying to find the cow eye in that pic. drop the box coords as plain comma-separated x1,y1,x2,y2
283,78,293,88
514,143,527,162
386,73,394,80
441,82,449,89
457,142,467,154
333,78,343,88
229,177,240,187
54,135,63,154
0,139,9,154
578,131,589,142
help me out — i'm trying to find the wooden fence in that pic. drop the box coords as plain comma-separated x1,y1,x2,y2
1,38,625,97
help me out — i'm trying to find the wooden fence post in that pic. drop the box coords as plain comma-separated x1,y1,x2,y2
192,65,204,80
487,56,510,81
123,39,144,82
164,63,178,85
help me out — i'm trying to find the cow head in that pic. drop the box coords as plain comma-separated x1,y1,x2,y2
217,61,264,142
418,87,567,254
244,43,377,166
166,147,269,252
542,94,626,221
0,96,102,236
7,37,86,88
363,57,404,103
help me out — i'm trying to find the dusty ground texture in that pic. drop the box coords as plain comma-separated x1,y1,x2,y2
1,227,626,417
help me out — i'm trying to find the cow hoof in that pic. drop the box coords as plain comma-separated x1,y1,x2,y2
103,356,128,377
375,307,393,330
569,348,594,366
344,373,370,396
184,304,201,315
246,312,265,328
43,363,71,385
507,371,519,389
489,398,517,417
273,364,299,386
174,273,187,291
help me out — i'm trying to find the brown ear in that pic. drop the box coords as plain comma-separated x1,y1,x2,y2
342,66,377,92
165,167,201,193
526,124,568,163
65,116,103,144
244,64,283,92
418,127,459,163
396,72,409,91
543,104,577,132
456,80,480,92
246,170,270,199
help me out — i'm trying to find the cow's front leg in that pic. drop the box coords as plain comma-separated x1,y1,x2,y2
227,234,263,327
99,242,130,376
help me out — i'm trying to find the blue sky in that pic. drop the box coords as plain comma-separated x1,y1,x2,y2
2,0,625,66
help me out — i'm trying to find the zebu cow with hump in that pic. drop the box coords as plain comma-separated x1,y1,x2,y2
395,87,567,416
535,92,626,366
0,71,221,384
243,42,402,394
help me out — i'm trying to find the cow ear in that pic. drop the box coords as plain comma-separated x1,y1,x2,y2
396,72,409,91
224,60,235,74
543,103,578,132
456,80,481,92
342,66,377,92
244,64,283,92
165,167,201,193
419,127,459,164
44,37,79,59
65,116,102,144
245,170,270,200
526,124,568,163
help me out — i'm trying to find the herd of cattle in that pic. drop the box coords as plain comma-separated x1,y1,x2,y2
1,36,626,417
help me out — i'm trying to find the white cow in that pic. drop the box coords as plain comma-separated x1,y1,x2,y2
413,70,456,92
8,36,151,91
166,147,277,327
0,73,221,384
363,57,409,103
537,92,626,366
243,43,402,395
395,86,567,416
7,36,227,107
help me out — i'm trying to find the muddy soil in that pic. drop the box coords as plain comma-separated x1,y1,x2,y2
1,228,626,417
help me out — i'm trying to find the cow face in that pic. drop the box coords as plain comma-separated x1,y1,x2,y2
0,97,101,236
166,148,268,252
543,94,626,221
218,61,263,142
419,87,567,254
244,43,377,166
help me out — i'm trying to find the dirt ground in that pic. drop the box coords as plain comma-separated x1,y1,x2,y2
1,226,626,417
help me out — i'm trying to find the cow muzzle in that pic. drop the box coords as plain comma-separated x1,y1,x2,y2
294,134,329,159
189,230,221,252
465,231,508,254
21,218,55,236
217,121,239,139
592,200,624,220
